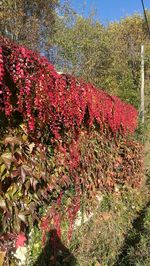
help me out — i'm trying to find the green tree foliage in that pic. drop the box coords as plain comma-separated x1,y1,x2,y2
50,8,150,112
107,14,150,108
0,0,59,51
51,11,110,88
144,11,150,122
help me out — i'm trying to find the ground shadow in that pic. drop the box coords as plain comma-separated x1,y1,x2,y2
33,229,77,266
114,200,150,266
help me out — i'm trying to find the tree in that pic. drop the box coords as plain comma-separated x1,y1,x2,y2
0,0,59,51
50,10,112,90
106,15,145,106
50,8,150,110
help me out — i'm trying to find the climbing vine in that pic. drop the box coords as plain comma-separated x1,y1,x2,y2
0,36,143,264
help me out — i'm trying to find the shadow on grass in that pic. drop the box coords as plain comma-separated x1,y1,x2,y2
33,229,77,266
114,200,150,266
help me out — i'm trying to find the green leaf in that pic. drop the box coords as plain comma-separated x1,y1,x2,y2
0,164,6,174
0,164,7,178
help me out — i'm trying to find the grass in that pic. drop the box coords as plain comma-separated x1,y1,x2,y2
118,203,150,266
25,182,149,266
69,185,149,266
113,139,150,266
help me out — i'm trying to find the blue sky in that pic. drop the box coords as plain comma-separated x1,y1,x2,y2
61,0,150,24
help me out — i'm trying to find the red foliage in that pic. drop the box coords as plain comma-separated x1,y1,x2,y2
67,197,80,240
0,36,138,136
40,207,62,246
0,37,143,253
15,233,26,248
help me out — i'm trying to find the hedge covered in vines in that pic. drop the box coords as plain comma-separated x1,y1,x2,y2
0,36,143,263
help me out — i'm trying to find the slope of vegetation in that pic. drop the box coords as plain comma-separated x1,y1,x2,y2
0,37,145,265
0,2,150,265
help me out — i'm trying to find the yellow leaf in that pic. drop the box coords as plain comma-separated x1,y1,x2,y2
0,251,6,266
0,164,6,174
